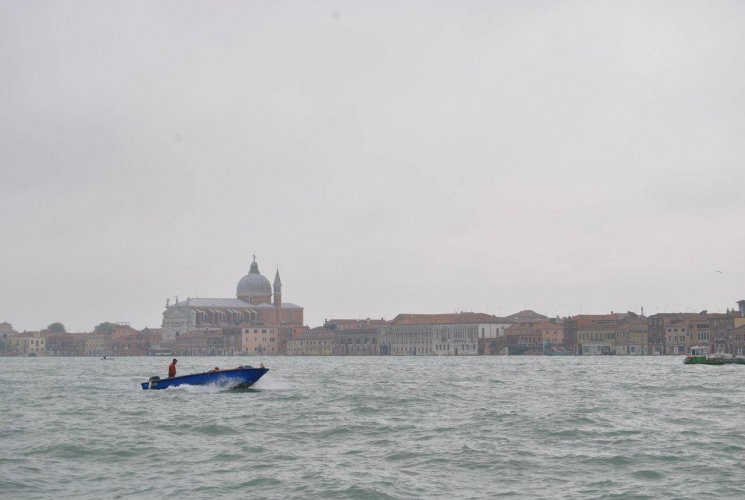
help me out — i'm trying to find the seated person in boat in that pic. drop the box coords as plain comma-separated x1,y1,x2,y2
208,367,220,373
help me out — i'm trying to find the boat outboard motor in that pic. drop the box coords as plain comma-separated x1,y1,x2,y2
148,376,160,389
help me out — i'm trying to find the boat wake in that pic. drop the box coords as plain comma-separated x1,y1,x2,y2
163,381,244,393
164,381,256,394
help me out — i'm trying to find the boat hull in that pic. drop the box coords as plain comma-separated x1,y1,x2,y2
141,367,268,390
684,355,745,365
684,355,725,365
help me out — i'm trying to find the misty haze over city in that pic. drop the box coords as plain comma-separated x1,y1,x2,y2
2,1,744,332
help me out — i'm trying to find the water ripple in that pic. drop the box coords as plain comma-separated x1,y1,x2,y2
2,356,745,498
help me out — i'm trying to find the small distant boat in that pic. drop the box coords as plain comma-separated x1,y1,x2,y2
684,346,745,365
101,356,114,360
141,366,268,390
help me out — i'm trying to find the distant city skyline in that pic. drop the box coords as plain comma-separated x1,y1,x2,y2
2,1,744,332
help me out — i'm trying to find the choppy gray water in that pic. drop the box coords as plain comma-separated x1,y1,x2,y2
1,356,744,499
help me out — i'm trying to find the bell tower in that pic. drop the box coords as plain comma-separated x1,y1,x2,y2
273,269,282,307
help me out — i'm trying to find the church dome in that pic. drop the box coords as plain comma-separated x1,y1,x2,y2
236,258,272,300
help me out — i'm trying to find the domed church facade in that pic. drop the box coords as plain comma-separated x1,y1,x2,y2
161,256,304,352
236,258,273,304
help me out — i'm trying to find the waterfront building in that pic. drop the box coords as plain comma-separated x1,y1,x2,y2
732,324,745,355
649,313,702,355
711,316,734,354
502,323,543,354
476,316,515,355
577,325,617,355
111,324,142,356
286,327,334,356
333,328,381,355
614,319,649,355
647,313,711,355
241,325,279,354
83,322,134,357
174,329,224,356
665,317,695,355
565,313,632,355
733,303,745,354
542,320,565,348
648,314,677,355
85,330,112,357
140,328,163,350
5,331,46,356
161,256,304,354
663,313,731,355
501,319,565,355
380,313,502,356
5,333,24,355
220,328,243,356
28,331,46,356
45,332,87,356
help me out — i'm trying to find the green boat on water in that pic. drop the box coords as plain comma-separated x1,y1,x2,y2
684,346,745,365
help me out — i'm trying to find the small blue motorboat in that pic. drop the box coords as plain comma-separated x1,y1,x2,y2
141,366,268,390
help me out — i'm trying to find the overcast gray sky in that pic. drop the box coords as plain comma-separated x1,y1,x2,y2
1,1,744,332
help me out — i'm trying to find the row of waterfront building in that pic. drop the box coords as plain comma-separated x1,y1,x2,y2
0,321,284,358
3,256,745,357
287,302,745,357
4,302,745,357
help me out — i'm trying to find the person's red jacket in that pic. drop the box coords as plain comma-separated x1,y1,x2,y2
168,361,177,378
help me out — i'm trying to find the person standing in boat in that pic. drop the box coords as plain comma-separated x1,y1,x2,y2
168,358,177,378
